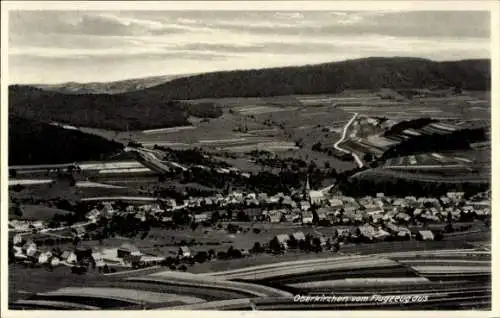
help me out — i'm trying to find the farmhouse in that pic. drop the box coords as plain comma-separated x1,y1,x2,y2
291,231,306,242
179,246,191,258
117,243,140,258
273,234,290,250
302,212,314,225
417,230,435,241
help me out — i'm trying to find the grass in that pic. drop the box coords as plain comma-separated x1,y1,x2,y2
11,205,73,221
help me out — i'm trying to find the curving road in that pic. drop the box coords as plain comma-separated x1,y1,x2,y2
333,113,364,168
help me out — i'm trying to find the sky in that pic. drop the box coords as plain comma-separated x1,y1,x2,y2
8,10,490,84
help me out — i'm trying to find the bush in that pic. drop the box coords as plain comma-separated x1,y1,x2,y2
252,228,261,234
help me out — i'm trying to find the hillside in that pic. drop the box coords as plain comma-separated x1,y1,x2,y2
32,74,190,95
143,57,490,99
9,57,490,131
9,117,124,165
9,86,222,131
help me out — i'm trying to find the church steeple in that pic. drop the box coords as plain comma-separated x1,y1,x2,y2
303,174,311,200
305,174,311,192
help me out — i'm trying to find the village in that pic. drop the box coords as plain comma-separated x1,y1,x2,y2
9,174,491,274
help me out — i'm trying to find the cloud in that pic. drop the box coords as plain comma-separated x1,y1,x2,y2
8,10,491,84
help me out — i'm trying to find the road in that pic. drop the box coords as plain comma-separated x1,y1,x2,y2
333,113,364,168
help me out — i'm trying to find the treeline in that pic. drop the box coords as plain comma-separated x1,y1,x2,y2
152,145,228,167
9,86,223,131
183,102,223,118
382,128,487,160
383,117,438,137
9,117,123,165
142,57,490,99
340,176,490,198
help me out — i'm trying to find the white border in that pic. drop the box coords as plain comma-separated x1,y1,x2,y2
1,1,499,318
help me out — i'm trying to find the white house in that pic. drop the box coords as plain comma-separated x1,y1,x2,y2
302,212,314,225
309,190,325,205
300,201,311,211
194,213,209,223
179,246,191,258
13,234,23,246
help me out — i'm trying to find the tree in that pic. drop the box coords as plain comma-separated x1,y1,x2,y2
251,242,264,254
312,142,322,152
211,211,220,223
194,251,208,263
237,211,249,222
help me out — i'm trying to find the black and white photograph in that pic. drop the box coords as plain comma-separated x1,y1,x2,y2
2,1,496,313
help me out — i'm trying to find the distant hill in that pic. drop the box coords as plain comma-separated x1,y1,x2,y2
9,57,490,131
142,57,490,99
9,116,124,165
9,86,223,131
31,74,190,95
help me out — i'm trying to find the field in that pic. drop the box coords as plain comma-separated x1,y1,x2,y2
9,228,490,309
10,205,73,221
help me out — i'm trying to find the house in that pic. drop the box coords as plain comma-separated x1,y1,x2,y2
328,199,344,209
194,213,209,223
300,201,311,211
230,191,244,201
395,212,411,222
23,241,37,257
366,206,384,216
291,231,306,242
74,226,86,239
374,229,391,240
270,211,284,223
38,251,52,264
117,243,140,258
101,202,114,216
50,257,61,267
246,193,257,200
64,251,78,264
86,209,101,222
336,228,352,238
179,246,191,258
13,234,23,246
283,213,297,223
273,234,290,250
446,192,465,200
92,251,105,267
257,193,268,202
282,197,297,208
302,212,314,225
417,230,435,241
162,216,173,223
316,208,330,220
309,190,325,205
31,221,45,229
245,199,260,206
357,225,377,240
